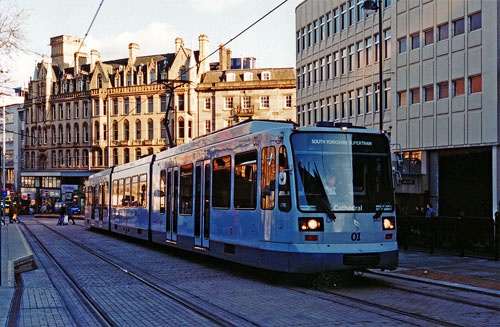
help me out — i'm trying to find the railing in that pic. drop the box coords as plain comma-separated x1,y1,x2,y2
397,215,500,260
231,106,254,117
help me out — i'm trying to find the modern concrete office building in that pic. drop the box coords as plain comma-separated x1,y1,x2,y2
296,0,497,217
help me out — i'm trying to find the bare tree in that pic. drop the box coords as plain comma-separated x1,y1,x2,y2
0,0,26,56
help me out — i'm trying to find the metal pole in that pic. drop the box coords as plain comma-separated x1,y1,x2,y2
3,103,6,222
378,0,384,131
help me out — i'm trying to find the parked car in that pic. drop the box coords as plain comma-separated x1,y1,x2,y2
54,202,80,215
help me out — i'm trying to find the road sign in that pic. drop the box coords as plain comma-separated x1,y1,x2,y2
1,191,6,197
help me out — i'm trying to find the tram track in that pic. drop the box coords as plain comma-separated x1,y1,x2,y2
26,220,260,327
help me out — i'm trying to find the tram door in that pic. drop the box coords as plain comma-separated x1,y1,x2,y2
166,167,178,242
194,160,211,248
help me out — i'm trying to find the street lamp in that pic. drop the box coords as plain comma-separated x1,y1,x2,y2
363,0,384,131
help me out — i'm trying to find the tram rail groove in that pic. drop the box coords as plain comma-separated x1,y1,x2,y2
366,269,500,298
20,221,116,327
291,286,463,327
361,272,500,312
32,220,258,327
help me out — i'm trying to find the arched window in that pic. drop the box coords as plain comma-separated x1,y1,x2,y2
97,73,103,88
113,121,118,141
51,151,56,168
83,123,89,143
135,120,141,140
160,120,167,139
188,120,192,138
74,150,80,167
147,119,153,140
26,129,30,147
113,148,118,166
135,148,141,160
147,147,153,155
51,126,56,145
66,124,72,143
74,123,80,143
104,148,108,167
178,118,185,139
83,150,89,167
124,148,130,163
124,120,129,141
94,121,100,141
58,125,64,144
43,128,47,144
97,149,103,166
31,127,35,145
150,70,156,84
31,152,36,168
58,150,64,166
37,127,41,145
66,150,72,167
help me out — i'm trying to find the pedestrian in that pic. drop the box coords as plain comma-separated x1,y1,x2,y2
12,203,19,223
425,203,435,218
8,204,14,223
68,205,75,225
58,204,66,225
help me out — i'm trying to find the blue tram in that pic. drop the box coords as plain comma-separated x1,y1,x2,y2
85,120,398,273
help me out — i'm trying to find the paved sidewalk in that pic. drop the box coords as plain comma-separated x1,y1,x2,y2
0,219,35,326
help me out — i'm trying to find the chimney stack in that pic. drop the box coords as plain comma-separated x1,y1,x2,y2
198,34,210,74
128,43,140,65
175,37,184,53
90,49,100,71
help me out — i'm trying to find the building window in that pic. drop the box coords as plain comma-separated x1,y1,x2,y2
113,121,118,141
365,86,372,112
260,96,270,109
357,0,363,22
66,103,71,119
113,149,118,166
348,45,354,71
51,127,56,145
224,97,233,110
188,120,192,138
84,101,89,117
348,0,355,26
398,91,407,106
58,125,64,144
398,38,407,53
205,120,211,134
136,97,141,114
424,29,433,46
124,98,129,114
161,95,167,113
262,71,271,80
453,78,465,96
148,97,153,113
326,55,331,79
124,148,130,164
136,148,141,160
178,94,184,111
365,37,372,65
74,124,79,143
94,121,100,141
285,95,292,108
66,150,72,167
437,82,449,99
340,3,346,30
307,23,312,47
453,18,464,36
103,124,107,141
124,120,129,141
161,120,167,139
469,75,482,94
374,34,380,62
242,96,251,109
51,151,56,168
469,12,481,32
424,85,434,102
83,124,88,142
204,97,211,111
326,12,332,37
411,33,419,49
178,118,184,139
94,99,100,116
384,29,391,58
135,120,141,140
384,80,391,110
410,88,420,104
438,24,449,41
319,16,325,40
74,150,79,167
67,125,72,143
348,91,354,116
59,104,64,120
83,150,89,167
148,119,154,140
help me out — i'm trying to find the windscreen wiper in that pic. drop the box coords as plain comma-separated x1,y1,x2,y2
312,164,336,222
373,201,391,219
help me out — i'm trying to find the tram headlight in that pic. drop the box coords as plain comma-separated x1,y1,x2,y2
298,218,324,231
382,217,395,230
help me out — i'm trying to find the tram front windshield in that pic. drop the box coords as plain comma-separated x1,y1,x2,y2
292,132,393,213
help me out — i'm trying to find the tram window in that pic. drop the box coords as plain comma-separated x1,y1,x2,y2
93,185,99,209
160,170,166,214
104,182,109,206
180,164,194,215
139,174,147,208
118,179,124,207
112,180,118,206
131,176,138,207
124,177,131,207
88,187,93,207
278,146,291,212
234,151,257,209
166,170,172,233
261,146,276,210
212,156,231,209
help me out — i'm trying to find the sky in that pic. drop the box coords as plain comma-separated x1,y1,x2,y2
3,0,303,91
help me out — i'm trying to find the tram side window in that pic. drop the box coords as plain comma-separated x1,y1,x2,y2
212,156,231,209
160,170,166,214
131,176,138,207
123,177,131,207
88,187,93,207
103,182,109,216
278,145,291,212
93,185,99,209
234,151,257,209
112,180,118,206
180,164,194,215
261,146,276,210
118,179,124,207
139,174,147,208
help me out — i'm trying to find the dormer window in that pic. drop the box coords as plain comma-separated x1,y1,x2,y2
97,74,102,88
226,73,235,82
180,67,186,80
243,72,253,81
150,70,156,84
262,71,271,80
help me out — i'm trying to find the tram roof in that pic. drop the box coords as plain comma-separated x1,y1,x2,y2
156,119,296,161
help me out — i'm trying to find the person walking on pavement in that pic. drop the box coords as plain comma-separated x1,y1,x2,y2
426,203,435,218
12,203,19,223
68,204,75,225
58,204,66,225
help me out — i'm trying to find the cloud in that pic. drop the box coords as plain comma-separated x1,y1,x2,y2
3,51,38,89
191,0,248,13
84,22,181,61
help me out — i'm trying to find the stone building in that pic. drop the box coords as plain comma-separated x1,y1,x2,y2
23,34,296,211
296,0,496,217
